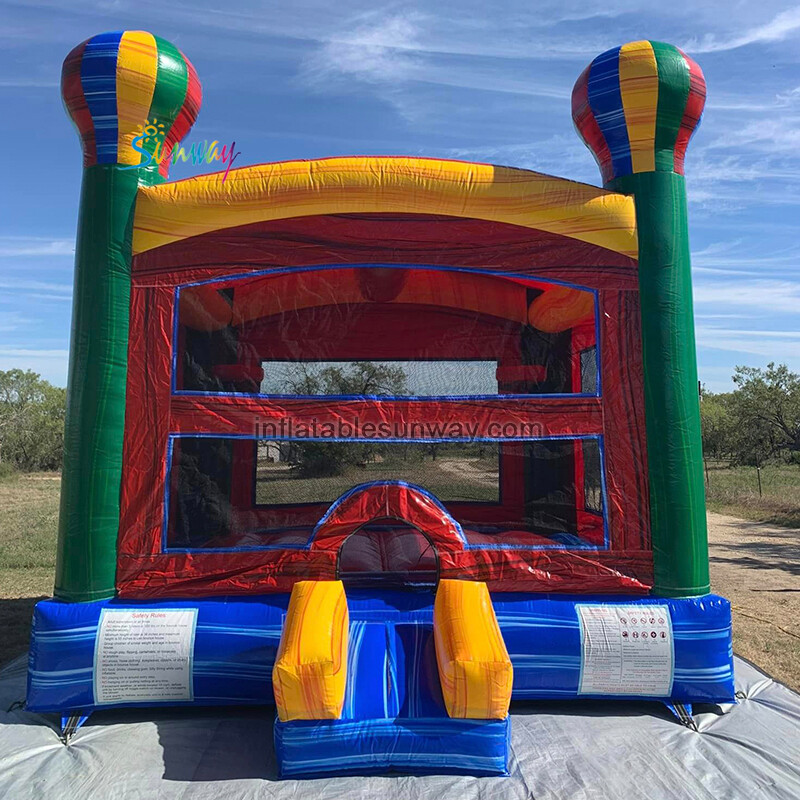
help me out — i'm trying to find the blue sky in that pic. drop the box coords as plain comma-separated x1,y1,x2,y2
0,0,799,392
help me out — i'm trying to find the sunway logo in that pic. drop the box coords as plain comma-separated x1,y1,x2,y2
122,118,241,181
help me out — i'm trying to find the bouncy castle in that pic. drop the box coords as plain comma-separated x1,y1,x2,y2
27,32,734,776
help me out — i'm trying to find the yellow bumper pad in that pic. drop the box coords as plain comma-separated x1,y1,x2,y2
434,579,513,719
272,580,349,721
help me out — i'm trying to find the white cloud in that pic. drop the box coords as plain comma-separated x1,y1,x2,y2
706,98,774,113
0,237,74,257
0,78,59,88
297,7,596,121
0,279,72,295
697,327,800,360
0,311,33,332
692,241,800,275
693,279,800,314
712,117,800,156
775,86,800,106
685,143,800,211
446,134,598,180
700,328,800,339
686,7,800,53
301,12,425,88
697,363,744,392
695,280,800,369
22,293,73,302
695,313,754,320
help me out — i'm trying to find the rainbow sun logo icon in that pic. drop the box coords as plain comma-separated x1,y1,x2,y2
141,118,166,144
124,118,169,170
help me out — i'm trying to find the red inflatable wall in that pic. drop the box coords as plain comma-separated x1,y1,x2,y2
117,213,651,597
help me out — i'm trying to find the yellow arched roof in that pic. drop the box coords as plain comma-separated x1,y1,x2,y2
132,156,638,258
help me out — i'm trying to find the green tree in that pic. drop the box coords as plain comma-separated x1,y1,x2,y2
699,388,733,460
281,362,407,477
282,361,407,396
0,369,66,471
729,363,800,464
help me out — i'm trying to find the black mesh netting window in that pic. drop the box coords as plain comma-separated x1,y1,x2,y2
260,360,498,397
255,441,499,505
165,436,606,553
580,346,598,394
582,437,603,514
175,268,599,398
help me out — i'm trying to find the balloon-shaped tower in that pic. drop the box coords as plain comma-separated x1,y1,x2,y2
573,41,708,597
56,32,201,601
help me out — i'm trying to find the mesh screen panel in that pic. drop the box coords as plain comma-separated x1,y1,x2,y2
256,441,499,505
165,437,606,552
175,267,598,397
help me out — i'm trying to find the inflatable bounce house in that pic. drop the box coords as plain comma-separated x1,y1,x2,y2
27,32,734,776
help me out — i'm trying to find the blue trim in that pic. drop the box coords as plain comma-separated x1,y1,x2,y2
180,262,597,293
164,544,306,554
170,285,180,396
176,389,599,402
308,479,467,546
597,436,611,549
161,433,610,554
593,292,603,397
167,432,603,442
160,436,176,554
170,263,602,401
60,713,91,736
250,439,258,511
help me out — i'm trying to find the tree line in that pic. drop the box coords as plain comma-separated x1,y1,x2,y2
701,363,800,466
0,369,65,472
1,362,799,473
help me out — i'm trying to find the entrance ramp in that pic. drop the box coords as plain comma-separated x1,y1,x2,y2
274,580,510,778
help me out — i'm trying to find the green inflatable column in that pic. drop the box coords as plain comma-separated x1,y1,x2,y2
56,31,201,601
572,41,709,597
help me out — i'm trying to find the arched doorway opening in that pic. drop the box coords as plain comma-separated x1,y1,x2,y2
336,516,439,589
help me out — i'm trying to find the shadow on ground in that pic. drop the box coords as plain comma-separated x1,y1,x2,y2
157,707,279,782
0,597,46,668
709,518,800,577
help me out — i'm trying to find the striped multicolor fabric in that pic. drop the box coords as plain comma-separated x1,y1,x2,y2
61,30,201,177
572,41,706,183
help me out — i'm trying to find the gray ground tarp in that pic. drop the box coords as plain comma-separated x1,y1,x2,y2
1,655,799,800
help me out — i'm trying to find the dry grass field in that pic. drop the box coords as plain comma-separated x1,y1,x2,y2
0,472,59,663
705,461,800,528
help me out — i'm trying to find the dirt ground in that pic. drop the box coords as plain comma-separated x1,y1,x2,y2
707,512,800,691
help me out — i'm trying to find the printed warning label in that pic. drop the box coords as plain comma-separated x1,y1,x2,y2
94,609,197,705
577,604,673,696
